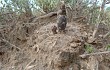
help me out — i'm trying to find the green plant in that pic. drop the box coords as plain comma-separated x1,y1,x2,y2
35,0,59,13
85,43,94,53
106,44,110,51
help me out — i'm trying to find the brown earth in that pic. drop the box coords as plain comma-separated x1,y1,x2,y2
0,16,110,70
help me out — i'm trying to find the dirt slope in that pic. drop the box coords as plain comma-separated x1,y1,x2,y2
0,19,110,70
24,22,85,70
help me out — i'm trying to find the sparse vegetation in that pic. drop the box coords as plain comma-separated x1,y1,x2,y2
85,43,94,53
0,0,110,70
106,44,110,51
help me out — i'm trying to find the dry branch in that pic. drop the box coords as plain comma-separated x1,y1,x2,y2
33,12,57,22
92,0,106,38
103,31,110,38
0,25,11,28
25,65,37,70
79,51,110,58
24,59,36,70
1,39,21,51
0,12,16,16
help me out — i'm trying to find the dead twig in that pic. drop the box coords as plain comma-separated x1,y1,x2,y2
25,65,37,70
50,39,57,50
92,0,106,38
33,12,57,22
92,23,99,38
79,51,110,58
1,39,21,51
103,31,110,38
0,12,16,16
0,25,11,28
24,59,36,70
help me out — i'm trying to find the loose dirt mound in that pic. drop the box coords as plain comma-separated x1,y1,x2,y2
23,22,86,70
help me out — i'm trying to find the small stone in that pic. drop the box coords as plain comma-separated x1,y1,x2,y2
70,43,78,48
